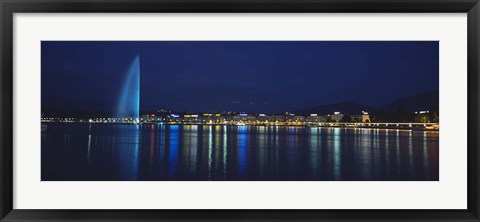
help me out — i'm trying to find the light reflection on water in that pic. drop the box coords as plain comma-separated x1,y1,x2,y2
41,123,439,181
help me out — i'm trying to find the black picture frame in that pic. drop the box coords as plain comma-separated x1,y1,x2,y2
1,0,479,221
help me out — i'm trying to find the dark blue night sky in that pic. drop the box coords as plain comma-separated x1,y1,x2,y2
41,41,438,114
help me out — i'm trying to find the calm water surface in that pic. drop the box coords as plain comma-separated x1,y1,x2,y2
41,123,439,181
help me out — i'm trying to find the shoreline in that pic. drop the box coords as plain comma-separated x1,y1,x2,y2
41,121,439,131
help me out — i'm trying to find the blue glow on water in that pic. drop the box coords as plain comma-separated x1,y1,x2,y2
132,125,140,180
238,126,248,175
309,128,319,177
114,125,141,180
117,55,140,119
168,125,179,177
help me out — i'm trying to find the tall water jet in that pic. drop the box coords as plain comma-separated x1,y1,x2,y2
117,55,140,122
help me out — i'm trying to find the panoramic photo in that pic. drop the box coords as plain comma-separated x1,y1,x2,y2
41,41,439,181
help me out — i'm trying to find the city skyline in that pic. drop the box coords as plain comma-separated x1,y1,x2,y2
41,41,439,115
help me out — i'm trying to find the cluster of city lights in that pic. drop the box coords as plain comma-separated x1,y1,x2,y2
41,109,439,130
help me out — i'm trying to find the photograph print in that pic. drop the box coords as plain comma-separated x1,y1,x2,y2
41,41,439,181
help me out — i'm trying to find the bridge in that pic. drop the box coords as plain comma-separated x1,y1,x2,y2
308,122,439,130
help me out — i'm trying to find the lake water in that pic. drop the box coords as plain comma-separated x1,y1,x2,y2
41,123,439,181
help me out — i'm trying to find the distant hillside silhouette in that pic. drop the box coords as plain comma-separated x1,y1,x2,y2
380,90,439,112
294,90,439,115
